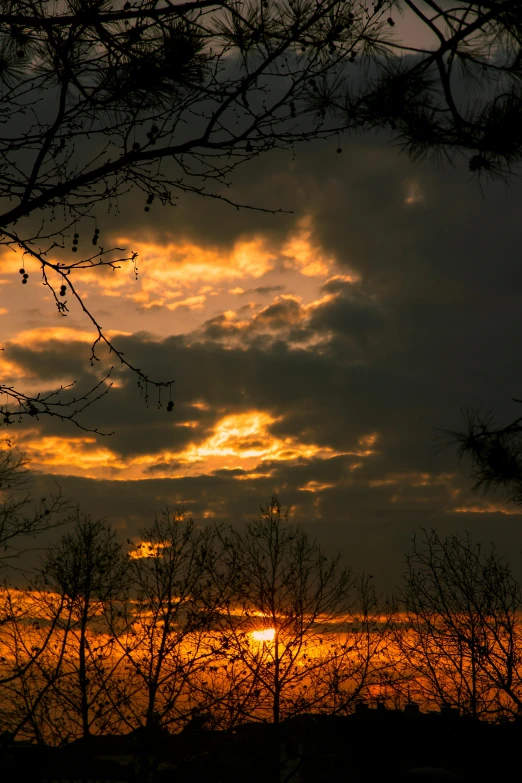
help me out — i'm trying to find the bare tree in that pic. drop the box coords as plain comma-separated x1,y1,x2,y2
0,442,72,567
317,573,398,714
0,584,73,743
107,509,221,732
209,496,354,726
0,442,79,743
395,528,522,720
34,513,129,740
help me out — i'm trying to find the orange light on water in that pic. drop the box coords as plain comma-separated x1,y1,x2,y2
251,628,276,642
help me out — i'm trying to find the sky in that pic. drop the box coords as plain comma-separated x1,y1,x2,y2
2,91,522,592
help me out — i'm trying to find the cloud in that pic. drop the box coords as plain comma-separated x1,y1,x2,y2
5,109,522,592
46,213,341,313
190,279,383,353
230,284,286,297
169,409,362,476
12,327,131,350
0,353,29,383
11,403,370,481
128,541,170,559
70,234,278,310
166,295,207,312
279,215,339,277
24,454,522,592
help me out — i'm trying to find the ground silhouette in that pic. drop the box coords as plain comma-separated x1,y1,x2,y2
1,701,518,782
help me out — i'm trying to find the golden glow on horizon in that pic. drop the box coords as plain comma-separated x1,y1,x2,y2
251,628,276,642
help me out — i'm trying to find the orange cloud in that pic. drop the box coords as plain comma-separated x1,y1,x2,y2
100,235,276,301
281,215,337,277
191,401,211,411
166,295,207,312
299,480,335,493
134,412,376,478
451,502,522,516
13,410,377,481
12,327,131,350
50,214,343,311
0,353,28,381
128,541,170,559
188,290,346,350
19,435,126,477
369,471,454,488
178,411,339,465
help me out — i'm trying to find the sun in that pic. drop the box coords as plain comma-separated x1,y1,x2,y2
251,628,276,642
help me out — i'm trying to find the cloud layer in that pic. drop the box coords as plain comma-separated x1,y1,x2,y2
3,129,522,591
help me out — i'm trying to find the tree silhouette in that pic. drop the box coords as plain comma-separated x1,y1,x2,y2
317,573,398,714
107,509,221,732
334,1,522,179
395,528,522,720
196,494,357,783
0,443,78,743
36,513,129,740
0,442,73,566
444,405,522,508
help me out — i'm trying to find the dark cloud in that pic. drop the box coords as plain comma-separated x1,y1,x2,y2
6,91,522,592
192,282,384,350
252,298,302,330
7,342,93,383
243,285,286,296
23,457,522,593
211,468,249,477
308,282,384,344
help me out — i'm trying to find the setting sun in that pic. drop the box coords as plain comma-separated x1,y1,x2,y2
251,628,276,642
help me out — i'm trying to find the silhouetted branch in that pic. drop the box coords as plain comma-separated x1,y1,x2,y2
440,404,522,505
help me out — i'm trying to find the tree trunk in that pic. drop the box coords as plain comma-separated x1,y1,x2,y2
79,615,90,739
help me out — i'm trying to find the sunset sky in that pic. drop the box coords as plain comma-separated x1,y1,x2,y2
3,125,522,590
